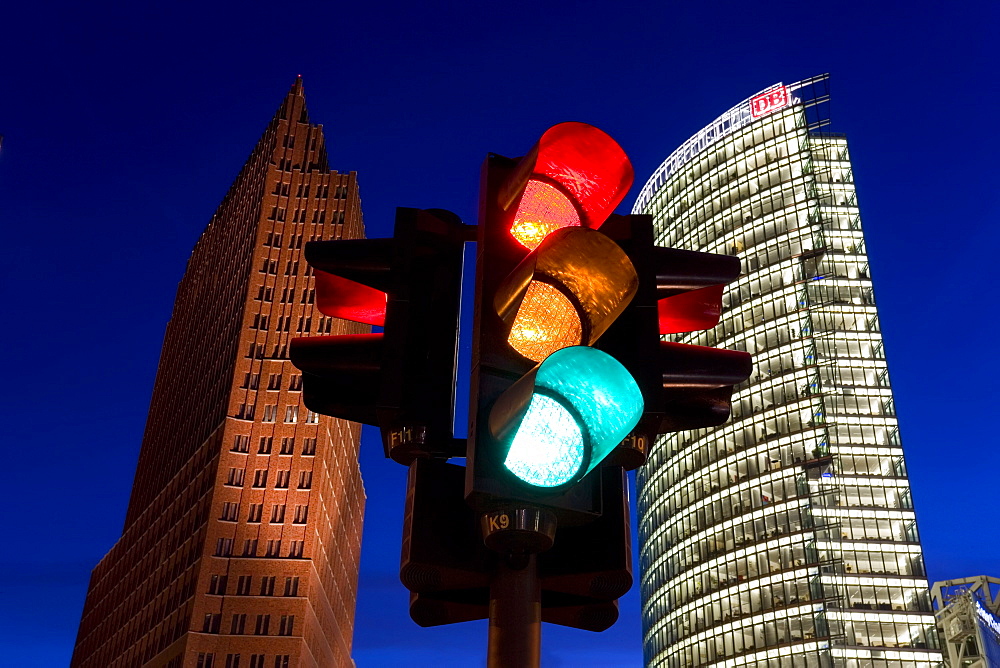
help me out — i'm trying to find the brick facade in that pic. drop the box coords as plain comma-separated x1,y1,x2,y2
72,79,366,668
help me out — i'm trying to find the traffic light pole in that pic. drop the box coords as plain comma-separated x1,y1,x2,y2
488,554,541,668
480,507,556,667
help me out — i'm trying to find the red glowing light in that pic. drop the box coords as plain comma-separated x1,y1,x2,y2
658,285,725,334
510,179,581,250
529,122,633,229
506,123,633,249
315,270,387,326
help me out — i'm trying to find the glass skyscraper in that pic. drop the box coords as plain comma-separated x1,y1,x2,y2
633,75,942,668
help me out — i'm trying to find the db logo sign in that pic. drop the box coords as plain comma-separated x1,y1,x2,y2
750,86,789,119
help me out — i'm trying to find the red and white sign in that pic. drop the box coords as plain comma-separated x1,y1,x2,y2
750,86,789,119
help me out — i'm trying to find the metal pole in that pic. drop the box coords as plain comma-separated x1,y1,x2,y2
487,553,541,668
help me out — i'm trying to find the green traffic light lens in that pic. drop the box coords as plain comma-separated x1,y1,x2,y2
504,393,584,487
502,346,643,489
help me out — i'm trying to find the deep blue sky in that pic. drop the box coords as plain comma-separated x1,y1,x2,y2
2,1,998,665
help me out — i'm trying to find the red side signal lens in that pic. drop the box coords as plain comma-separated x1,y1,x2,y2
315,270,387,326
657,284,725,334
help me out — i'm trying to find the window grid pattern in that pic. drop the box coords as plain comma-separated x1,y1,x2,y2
634,80,941,668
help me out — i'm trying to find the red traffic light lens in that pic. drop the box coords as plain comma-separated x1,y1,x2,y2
510,179,581,250
315,270,387,326
504,123,634,250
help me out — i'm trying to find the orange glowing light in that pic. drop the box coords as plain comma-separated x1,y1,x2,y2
510,179,581,250
507,281,583,362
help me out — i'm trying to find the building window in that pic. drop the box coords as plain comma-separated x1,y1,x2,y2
301,288,315,304
298,471,312,489
236,575,252,595
240,374,259,390
274,656,289,668
284,576,300,597
232,435,250,453
208,574,227,595
265,540,282,557
252,470,268,488
225,654,240,668
196,653,215,668
305,411,319,424
251,314,269,330
258,437,272,454
280,287,294,303
259,576,275,596
249,656,265,668
247,503,262,523
284,406,297,423
220,502,239,522
242,539,258,557
280,438,294,455
278,615,295,636
288,375,303,391
236,403,255,420
302,438,316,456
255,286,273,301
276,470,290,489
202,613,221,633
215,538,233,556
254,614,270,635
229,614,246,635
267,374,281,390
270,504,285,523
288,541,304,558
226,469,244,486
293,505,308,524
262,405,277,422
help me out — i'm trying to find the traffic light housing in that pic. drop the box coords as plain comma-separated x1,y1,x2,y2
598,213,753,469
465,123,642,520
289,207,468,463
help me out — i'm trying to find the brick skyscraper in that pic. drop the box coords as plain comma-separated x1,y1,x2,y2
72,79,366,668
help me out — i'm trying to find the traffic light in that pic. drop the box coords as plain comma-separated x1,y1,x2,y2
598,213,753,469
466,123,641,519
289,207,468,463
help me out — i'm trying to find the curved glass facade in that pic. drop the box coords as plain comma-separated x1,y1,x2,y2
633,75,943,668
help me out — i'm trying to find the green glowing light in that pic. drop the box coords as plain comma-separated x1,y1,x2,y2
504,394,584,487
502,346,643,488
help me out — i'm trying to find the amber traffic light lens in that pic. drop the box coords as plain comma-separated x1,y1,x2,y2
507,281,583,362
